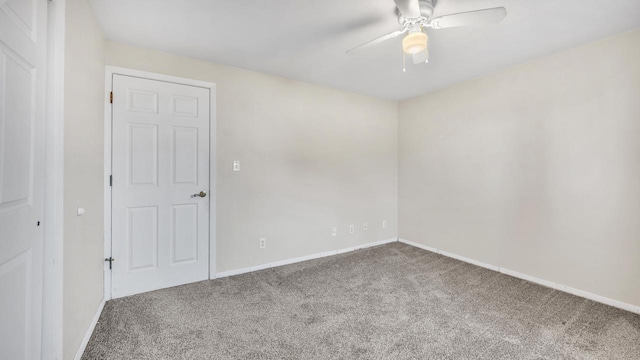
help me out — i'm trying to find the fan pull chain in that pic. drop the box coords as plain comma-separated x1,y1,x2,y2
403,52,406,73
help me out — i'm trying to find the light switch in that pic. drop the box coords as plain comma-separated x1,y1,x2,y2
77,207,85,216
233,161,240,172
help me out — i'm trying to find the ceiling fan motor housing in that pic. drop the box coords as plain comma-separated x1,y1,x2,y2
419,0,435,19
397,0,435,23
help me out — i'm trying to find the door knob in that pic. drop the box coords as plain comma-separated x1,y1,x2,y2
193,191,207,198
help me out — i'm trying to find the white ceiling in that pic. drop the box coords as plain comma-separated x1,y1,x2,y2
89,0,640,100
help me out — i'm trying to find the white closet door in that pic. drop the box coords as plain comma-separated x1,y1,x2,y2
0,0,47,358
111,75,210,298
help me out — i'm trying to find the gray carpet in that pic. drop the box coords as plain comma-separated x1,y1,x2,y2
83,242,640,359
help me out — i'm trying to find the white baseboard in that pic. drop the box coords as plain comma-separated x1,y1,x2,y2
216,238,398,279
74,298,106,360
336,238,399,254
399,238,640,315
498,267,640,315
401,238,502,272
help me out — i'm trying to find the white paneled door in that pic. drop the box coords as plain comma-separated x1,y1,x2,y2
0,0,47,359
111,75,210,298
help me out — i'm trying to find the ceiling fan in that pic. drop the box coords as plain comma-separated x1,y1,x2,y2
346,0,507,67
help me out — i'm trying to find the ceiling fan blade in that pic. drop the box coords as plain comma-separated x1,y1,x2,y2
346,29,407,54
394,0,421,18
429,7,507,29
412,47,429,64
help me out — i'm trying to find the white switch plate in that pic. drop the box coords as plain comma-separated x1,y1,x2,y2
363,223,368,231
233,161,240,172
349,225,355,234
332,227,337,236
382,220,387,229
259,238,266,249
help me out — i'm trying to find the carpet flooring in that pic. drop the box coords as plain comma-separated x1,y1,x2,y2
83,242,640,359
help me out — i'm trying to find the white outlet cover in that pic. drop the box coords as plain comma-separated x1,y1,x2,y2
259,237,266,248
332,227,337,236
382,220,387,229
363,223,368,231
349,225,355,234
233,160,240,172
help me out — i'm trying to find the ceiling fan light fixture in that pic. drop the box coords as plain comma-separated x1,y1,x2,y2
402,31,428,54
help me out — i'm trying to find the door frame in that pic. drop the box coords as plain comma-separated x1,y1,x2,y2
42,0,66,358
103,66,217,300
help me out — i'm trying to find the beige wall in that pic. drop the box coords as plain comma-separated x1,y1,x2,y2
399,30,640,307
105,42,398,273
63,0,105,358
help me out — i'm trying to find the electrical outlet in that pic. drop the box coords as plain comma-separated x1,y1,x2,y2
363,223,368,231
259,238,266,249
382,220,387,229
349,225,355,234
233,161,240,172
332,227,337,236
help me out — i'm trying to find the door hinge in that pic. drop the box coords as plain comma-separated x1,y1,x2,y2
109,175,112,187
105,257,115,270
110,91,113,104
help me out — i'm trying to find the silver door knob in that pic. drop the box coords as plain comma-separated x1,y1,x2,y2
193,191,207,198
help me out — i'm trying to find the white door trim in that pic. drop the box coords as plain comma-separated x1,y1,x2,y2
42,0,66,358
103,66,217,300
